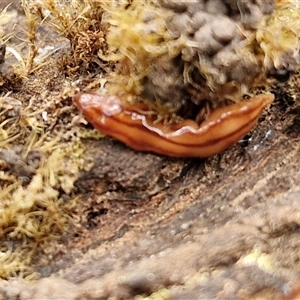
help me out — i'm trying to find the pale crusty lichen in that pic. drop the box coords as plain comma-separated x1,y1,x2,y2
237,247,274,274
135,288,170,300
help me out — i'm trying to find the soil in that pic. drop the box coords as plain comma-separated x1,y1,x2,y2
1,1,300,300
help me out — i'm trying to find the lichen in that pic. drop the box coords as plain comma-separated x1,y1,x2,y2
135,288,171,300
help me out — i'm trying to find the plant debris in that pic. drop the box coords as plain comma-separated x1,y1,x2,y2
0,0,300,284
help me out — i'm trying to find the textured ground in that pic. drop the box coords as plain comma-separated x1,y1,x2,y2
1,1,300,300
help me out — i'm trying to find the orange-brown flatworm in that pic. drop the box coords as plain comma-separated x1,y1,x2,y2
74,93,274,157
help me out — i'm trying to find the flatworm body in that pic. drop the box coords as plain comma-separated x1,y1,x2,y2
74,93,274,157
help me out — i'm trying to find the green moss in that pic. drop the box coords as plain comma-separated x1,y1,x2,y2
0,134,88,278
100,0,182,96
1,0,298,281
36,0,108,69
0,0,102,279
253,0,300,70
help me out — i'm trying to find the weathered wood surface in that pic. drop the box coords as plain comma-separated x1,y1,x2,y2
2,81,300,299
1,1,300,298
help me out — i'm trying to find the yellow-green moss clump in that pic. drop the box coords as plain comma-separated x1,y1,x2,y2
254,0,300,71
99,1,182,97
99,0,300,109
0,0,94,276
0,103,88,278
35,0,108,70
35,0,300,110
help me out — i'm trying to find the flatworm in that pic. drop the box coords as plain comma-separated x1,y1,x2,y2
74,93,274,157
